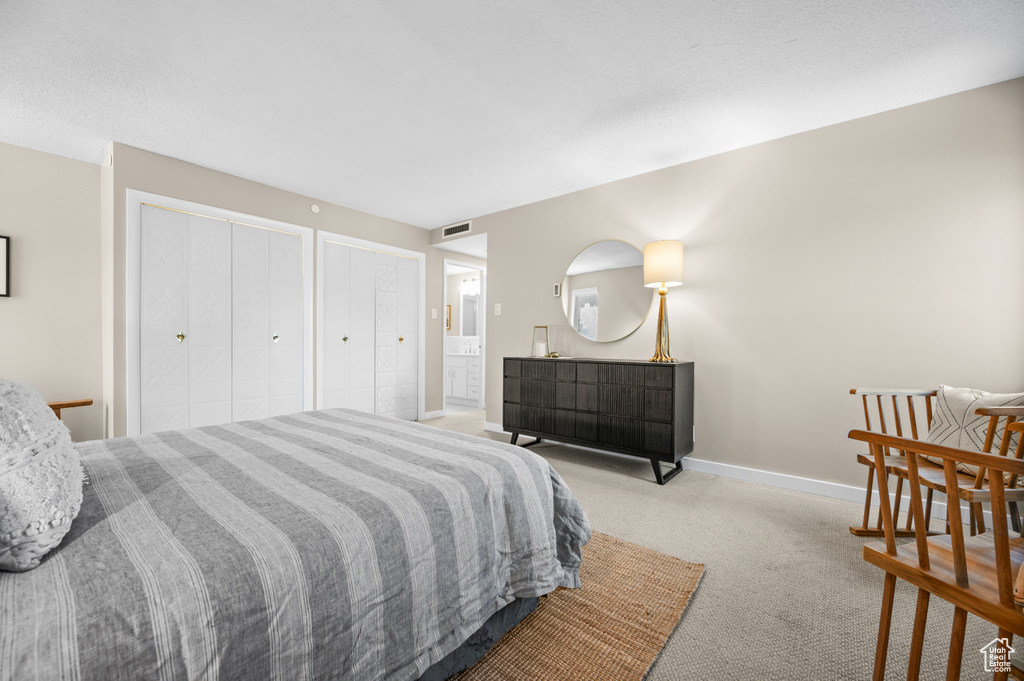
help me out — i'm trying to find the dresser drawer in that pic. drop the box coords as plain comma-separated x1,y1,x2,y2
644,389,673,422
644,421,674,455
468,372,481,387
598,416,643,450
598,385,644,419
504,377,523,403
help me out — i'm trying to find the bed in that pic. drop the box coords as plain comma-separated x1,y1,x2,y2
1,407,591,680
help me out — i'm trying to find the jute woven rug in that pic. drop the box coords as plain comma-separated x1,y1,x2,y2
453,531,705,681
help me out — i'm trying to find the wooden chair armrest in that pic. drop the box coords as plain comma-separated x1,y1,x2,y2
849,430,1024,478
975,407,1024,418
47,399,94,411
47,399,94,419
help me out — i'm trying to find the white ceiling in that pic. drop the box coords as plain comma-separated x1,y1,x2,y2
2,2,1022,229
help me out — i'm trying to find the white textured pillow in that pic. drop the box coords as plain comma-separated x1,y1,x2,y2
0,379,84,572
924,385,1024,480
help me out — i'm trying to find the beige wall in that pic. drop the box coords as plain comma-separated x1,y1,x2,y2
477,77,1024,488
104,144,450,436
562,265,652,342
0,142,103,441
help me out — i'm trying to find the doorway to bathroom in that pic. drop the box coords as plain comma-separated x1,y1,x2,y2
442,259,486,414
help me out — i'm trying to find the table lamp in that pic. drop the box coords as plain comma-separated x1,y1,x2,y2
643,240,684,362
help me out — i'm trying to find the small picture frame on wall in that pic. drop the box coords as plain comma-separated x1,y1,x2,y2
0,236,9,297
445,304,451,330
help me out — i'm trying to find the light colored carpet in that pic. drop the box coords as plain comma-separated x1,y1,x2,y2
454,532,704,681
423,409,1004,681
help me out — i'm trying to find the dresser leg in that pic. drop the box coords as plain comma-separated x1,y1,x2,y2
510,432,519,445
652,459,683,485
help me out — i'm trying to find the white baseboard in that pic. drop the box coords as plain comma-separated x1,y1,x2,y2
484,423,993,524
421,410,445,421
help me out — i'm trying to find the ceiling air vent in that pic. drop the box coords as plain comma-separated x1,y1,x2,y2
441,221,472,239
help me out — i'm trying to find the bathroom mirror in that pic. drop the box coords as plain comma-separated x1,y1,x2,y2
561,240,653,342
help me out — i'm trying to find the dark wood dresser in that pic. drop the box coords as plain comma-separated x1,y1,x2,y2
502,357,694,484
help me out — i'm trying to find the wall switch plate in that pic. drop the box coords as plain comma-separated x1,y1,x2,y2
494,303,501,316
553,283,561,297
431,308,437,319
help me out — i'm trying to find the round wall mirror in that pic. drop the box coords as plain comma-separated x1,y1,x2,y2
561,240,653,342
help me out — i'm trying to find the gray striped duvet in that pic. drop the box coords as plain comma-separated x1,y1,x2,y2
1,408,591,681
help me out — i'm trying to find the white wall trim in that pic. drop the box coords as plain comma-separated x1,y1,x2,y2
125,189,315,436
316,229,427,420
421,410,445,421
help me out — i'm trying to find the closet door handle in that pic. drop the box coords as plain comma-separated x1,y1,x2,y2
176,332,186,344
399,336,404,343
342,336,348,342
272,334,280,343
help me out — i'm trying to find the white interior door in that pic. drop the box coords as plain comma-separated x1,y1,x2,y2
395,255,419,420
349,246,376,413
321,241,352,409
140,205,190,433
129,191,314,435
268,231,304,416
321,241,375,413
374,252,399,417
315,231,425,421
232,223,270,421
187,215,232,427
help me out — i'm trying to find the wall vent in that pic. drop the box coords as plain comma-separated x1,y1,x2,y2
441,221,472,239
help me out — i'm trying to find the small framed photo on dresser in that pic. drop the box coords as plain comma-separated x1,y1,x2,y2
0,236,8,297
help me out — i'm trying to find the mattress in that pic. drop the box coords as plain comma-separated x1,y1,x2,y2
0,408,591,680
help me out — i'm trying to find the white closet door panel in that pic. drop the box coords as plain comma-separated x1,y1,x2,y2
232,223,270,421
374,252,399,417
188,214,232,427
140,205,190,433
395,256,419,420
268,231,304,416
321,242,352,409
349,247,376,414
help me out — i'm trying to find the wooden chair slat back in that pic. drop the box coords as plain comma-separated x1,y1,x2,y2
851,389,936,443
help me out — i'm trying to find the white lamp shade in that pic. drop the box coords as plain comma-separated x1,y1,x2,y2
643,240,684,288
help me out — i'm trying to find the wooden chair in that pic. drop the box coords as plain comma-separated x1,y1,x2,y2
852,423,1024,681
851,390,1023,538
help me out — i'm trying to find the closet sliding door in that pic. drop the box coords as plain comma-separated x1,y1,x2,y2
320,241,375,412
232,224,305,420
374,252,419,420
129,192,313,436
139,206,232,433
318,234,424,421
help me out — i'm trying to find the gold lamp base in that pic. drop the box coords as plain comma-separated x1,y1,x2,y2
649,286,675,363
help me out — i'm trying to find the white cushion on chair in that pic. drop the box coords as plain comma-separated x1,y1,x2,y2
924,385,1024,479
